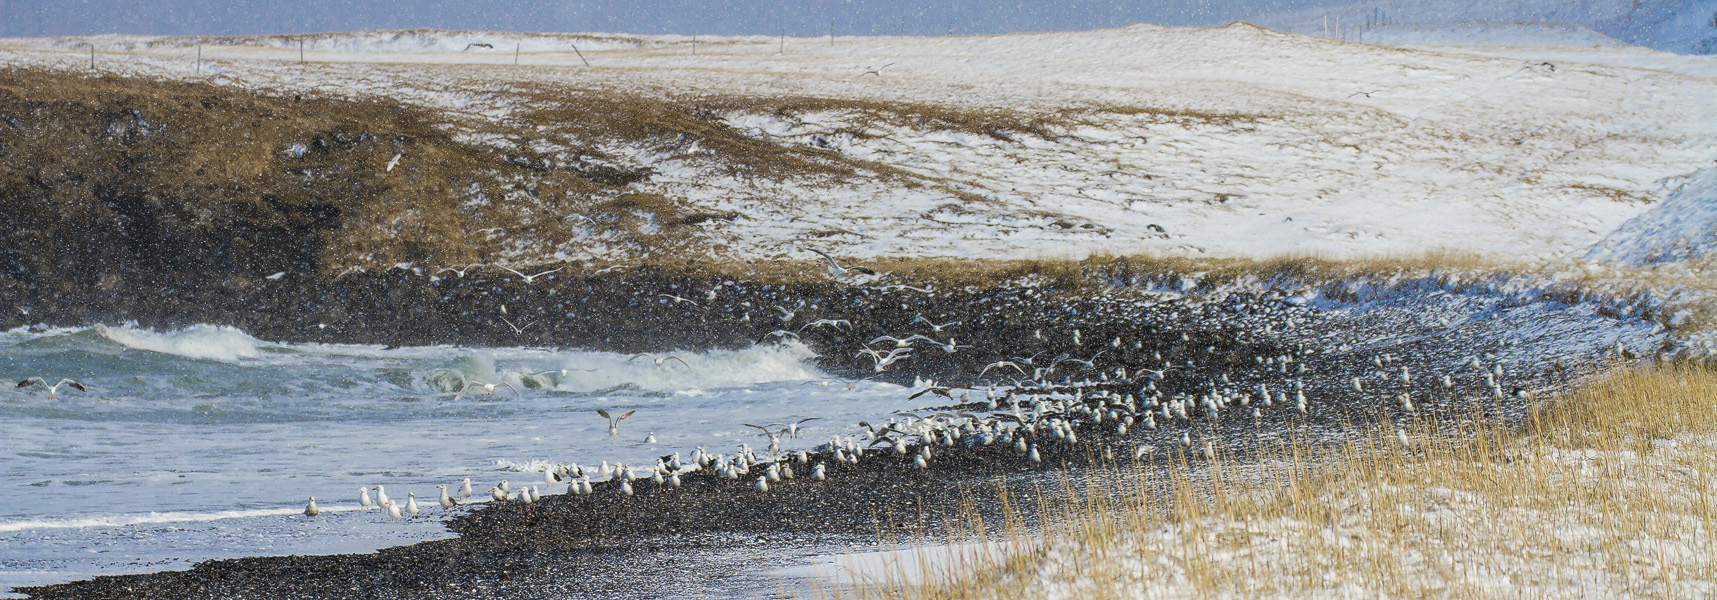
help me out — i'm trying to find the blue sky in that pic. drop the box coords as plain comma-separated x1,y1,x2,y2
1,0,1332,37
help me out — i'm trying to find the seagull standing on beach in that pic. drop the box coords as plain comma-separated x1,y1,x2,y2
304,497,320,517
359,487,373,509
459,478,474,500
438,485,457,510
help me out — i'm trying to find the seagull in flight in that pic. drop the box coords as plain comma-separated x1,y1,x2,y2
907,386,966,401
978,361,1028,380
500,316,533,334
799,319,852,332
860,62,896,76
858,347,913,372
804,248,877,279
912,315,961,332
761,329,801,344
629,353,689,368
453,381,522,401
597,409,636,437
436,264,486,278
498,265,561,284
658,294,698,306
385,153,402,172
16,378,87,400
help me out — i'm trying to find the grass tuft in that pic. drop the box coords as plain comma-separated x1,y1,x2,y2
821,364,1717,599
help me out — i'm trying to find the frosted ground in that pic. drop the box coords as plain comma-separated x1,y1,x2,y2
2,17,1716,599
0,22,1713,265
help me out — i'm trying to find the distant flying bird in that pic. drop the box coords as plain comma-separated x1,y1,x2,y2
500,316,533,334
454,381,522,401
436,264,486,278
597,409,636,437
804,248,876,279
860,62,896,76
907,386,964,401
385,153,402,172
978,361,1028,379
498,265,561,284
912,315,960,332
16,378,87,400
629,353,689,368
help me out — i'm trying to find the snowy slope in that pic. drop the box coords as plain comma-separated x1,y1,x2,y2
1248,0,1717,54
0,24,1714,266
1585,166,1717,268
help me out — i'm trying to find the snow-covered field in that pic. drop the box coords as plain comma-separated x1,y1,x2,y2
1,23,1712,266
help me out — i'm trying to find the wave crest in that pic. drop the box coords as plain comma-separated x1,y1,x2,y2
94,324,264,362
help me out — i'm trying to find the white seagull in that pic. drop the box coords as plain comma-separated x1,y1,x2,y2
628,353,689,368
857,347,913,372
804,248,877,279
16,378,87,400
454,381,523,401
304,497,320,517
385,152,402,172
497,265,561,284
912,315,960,332
598,409,637,437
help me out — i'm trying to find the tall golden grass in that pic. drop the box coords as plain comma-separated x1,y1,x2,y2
819,364,1717,599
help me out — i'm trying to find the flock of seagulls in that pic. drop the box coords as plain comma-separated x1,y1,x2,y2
299,294,1545,523
152,251,1564,527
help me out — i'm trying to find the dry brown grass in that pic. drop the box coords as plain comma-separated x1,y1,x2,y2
820,364,1717,599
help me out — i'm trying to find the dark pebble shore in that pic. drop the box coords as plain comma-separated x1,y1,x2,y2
8,265,1606,599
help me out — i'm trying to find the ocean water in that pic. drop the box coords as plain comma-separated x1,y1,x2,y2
0,324,921,595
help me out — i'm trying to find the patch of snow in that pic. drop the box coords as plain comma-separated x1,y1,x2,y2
1585,166,1717,268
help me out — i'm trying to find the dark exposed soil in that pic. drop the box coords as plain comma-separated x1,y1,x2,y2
7,258,1603,599
1,66,1617,600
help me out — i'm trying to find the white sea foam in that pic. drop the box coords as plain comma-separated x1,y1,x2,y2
0,505,362,533
493,459,556,472
529,342,824,393
94,324,264,362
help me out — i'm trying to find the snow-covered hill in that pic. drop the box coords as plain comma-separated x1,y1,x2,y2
1247,0,1717,55
0,24,1713,267
1586,166,1717,268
